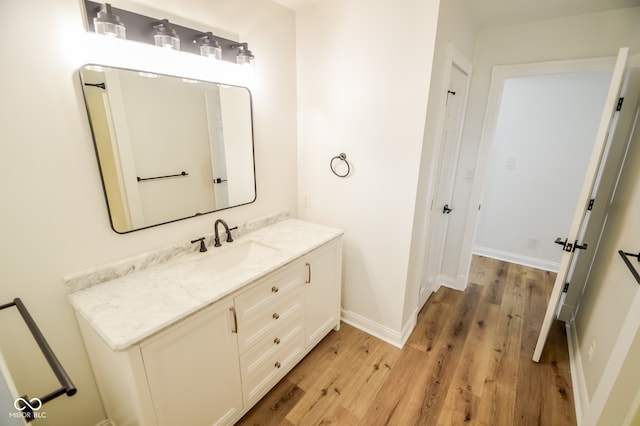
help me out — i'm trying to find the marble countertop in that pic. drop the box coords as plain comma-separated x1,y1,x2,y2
68,219,342,351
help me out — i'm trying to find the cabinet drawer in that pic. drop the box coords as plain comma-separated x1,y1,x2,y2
239,308,304,379
241,331,306,407
235,262,304,322
237,288,304,353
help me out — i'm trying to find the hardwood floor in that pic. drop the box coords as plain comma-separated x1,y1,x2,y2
236,256,576,425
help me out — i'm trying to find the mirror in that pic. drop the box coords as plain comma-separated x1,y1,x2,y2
79,64,256,233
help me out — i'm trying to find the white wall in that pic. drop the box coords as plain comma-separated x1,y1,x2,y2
453,7,640,288
0,0,296,424
405,0,477,323
474,71,611,271
296,0,440,343
597,327,640,425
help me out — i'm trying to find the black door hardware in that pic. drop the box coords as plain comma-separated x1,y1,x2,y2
573,241,588,252
554,237,567,246
554,237,569,252
554,237,573,252
618,250,640,285
443,204,453,214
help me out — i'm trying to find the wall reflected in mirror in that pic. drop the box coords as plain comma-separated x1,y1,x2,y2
80,65,256,233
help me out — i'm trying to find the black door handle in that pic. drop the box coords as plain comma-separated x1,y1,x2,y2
443,204,453,214
554,237,573,252
554,237,567,246
573,241,588,252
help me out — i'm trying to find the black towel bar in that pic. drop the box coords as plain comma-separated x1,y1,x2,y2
0,298,76,421
137,171,188,182
618,250,640,285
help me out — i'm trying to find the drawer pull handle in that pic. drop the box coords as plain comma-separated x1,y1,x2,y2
275,361,281,369
271,286,279,293
273,313,280,320
274,337,281,345
306,262,311,284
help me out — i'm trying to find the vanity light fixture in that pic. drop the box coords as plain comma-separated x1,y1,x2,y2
232,43,254,66
93,3,126,39
152,19,180,51
194,32,222,60
84,1,256,67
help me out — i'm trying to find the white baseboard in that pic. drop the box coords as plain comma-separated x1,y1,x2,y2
566,320,587,425
473,246,560,272
340,308,417,349
436,274,468,291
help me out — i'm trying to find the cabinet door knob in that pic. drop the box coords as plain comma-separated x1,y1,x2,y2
274,361,281,369
272,313,280,320
274,337,281,345
271,286,279,293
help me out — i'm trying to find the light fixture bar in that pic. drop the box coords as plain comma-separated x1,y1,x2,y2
83,1,251,63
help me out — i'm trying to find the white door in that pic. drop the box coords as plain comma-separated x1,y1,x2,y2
533,47,629,362
557,68,640,322
205,88,229,209
421,49,472,307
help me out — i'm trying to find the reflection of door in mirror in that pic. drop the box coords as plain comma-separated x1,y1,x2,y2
219,86,254,206
205,89,229,208
80,65,256,233
83,69,134,231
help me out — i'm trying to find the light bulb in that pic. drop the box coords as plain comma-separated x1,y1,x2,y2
93,3,126,39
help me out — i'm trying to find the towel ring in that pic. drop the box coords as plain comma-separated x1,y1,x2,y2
330,153,351,178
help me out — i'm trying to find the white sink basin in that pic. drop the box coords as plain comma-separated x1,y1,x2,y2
197,240,279,272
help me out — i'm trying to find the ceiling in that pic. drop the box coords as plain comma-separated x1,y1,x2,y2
272,0,640,28
465,0,640,28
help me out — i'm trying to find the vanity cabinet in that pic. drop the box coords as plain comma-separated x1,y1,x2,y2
75,236,342,426
76,294,243,426
141,303,243,426
234,263,307,406
304,242,342,347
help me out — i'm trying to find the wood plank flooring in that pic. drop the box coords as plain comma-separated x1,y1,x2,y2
236,256,576,425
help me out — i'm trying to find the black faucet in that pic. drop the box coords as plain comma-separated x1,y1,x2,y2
190,237,207,252
214,219,235,247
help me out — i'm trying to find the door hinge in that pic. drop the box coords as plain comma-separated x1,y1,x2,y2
588,199,595,211
616,97,624,111
563,282,570,293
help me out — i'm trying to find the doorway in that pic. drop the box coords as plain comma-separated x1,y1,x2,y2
446,57,620,298
420,46,472,309
473,70,612,272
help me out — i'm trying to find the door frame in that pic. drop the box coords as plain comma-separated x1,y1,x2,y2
419,43,472,309
455,56,618,300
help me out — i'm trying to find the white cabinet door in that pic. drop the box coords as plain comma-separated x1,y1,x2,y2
304,239,342,347
142,300,243,426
